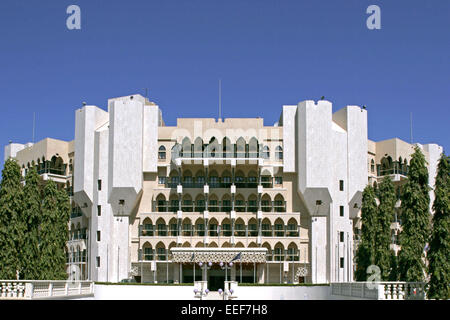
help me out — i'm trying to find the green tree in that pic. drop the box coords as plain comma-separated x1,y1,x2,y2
0,159,24,279
398,146,430,282
21,167,42,279
427,154,450,299
375,176,396,280
39,180,65,279
54,185,70,280
355,184,378,281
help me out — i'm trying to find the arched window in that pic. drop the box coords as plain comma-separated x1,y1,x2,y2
287,218,298,237
182,218,192,236
168,218,178,236
262,242,272,261
195,195,205,212
275,146,283,160
209,194,219,212
182,194,193,212
274,218,285,237
247,171,258,187
234,218,245,237
221,218,232,237
236,137,246,158
248,137,259,158
261,218,272,237
221,194,232,212
221,170,232,187
274,242,285,261
194,137,204,158
156,218,168,237
370,159,375,173
142,242,153,261
195,218,205,237
142,218,154,236
287,243,299,261
274,194,286,212
182,170,193,187
156,194,167,212
248,218,258,236
247,194,258,213
181,137,192,158
261,194,272,212
235,194,245,212
158,145,166,160
156,242,167,261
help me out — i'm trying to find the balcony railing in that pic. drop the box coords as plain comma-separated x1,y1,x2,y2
70,208,83,219
70,228,87,240
151,200,286,213
163,178,268,189
377,162,409,177
266,252,300,262
37,168,67,176
178,151,263,159
139,225,300,238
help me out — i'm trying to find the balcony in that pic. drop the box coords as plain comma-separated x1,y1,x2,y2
70,228,87,241
163,178,264,189
70,208,83,219
179,151,262,159
151,200,286,213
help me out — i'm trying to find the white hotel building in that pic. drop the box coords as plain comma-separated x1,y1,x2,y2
4,94,443,289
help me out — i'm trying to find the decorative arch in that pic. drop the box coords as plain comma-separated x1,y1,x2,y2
275,146,283,160
274,242,285,261
274,194,286,212
261,193,272,212
236,137,246,158
158,145,166,160
181,137,192,158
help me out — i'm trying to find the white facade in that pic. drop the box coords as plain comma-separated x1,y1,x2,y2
4,93,443,288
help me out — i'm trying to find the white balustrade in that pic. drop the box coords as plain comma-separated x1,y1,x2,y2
331,282,427,300
0,280,94,300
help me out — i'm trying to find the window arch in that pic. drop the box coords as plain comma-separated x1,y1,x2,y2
158,145,166,160
142,217,154,236
181,137,192,158
194,137,204,158
370,159,375,173
287,243,299,261
274,242,285,261
261,194,272,212
287,218,298,237
156,194,167,212
156,242,167,261
274,194,286,212
221,218,232,237
248,218,258,236
142,242,154,261
275,146,283,160
274,218,285,237
248,137,259,158
236,137,246,158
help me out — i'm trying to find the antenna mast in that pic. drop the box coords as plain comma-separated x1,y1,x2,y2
218,79,222,120
32,112,36,143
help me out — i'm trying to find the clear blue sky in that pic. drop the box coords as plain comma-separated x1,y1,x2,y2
0,0,448,172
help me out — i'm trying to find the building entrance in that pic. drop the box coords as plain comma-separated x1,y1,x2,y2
207,265,229,291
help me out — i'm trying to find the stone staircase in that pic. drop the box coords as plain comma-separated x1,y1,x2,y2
204,291,223,300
